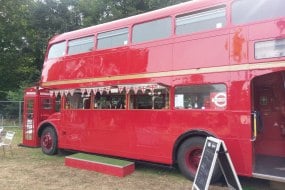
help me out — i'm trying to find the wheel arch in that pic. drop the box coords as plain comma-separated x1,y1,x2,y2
172,130,216,164
38,122,58,138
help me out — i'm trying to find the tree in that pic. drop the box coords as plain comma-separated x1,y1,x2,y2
78,0,189,27
0,0,83,100
0,0,37,100
29,0,82,72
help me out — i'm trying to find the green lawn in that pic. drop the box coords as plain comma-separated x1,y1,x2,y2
0,127,273,190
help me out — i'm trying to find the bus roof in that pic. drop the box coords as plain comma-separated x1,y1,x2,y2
49,0,227,44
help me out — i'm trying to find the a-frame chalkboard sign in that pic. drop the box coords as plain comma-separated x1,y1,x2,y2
192,137,242,190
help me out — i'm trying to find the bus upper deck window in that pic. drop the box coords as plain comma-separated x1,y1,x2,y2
132,17,172,44
97,28,128,50
255,39,285,59
47,41,66,59
68,36,94,55
232,0,285,25
176,5,226,35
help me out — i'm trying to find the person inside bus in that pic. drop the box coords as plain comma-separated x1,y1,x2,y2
187,95,203,109
100,94,111,109
163,101,170,109
116,97,125,109
83,98,90,109
192,95,203,109
94,91,101,109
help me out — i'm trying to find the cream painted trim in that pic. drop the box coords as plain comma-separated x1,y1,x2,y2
42,61,285,87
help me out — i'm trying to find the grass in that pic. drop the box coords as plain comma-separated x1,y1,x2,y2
0,127,275,190
69,153,134,167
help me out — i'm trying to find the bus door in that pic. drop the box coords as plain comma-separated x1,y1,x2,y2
22,87,55,147
252,71,285,181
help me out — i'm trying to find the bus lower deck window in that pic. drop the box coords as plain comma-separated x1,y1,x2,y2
175,84,227,110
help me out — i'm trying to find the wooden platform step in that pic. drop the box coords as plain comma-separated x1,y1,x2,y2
65,153,135,177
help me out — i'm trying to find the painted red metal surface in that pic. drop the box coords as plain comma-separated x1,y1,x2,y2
65,157,135,177
22,87,54,147
22,0,285,180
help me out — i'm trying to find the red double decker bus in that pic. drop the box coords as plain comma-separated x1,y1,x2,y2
22,0,285,182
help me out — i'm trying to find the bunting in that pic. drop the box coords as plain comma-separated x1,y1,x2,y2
49,83,166,97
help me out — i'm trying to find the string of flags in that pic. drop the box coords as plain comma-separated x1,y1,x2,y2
49,83,167,97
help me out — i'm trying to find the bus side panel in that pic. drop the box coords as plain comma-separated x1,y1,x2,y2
128,41,173,74
85,110,174,163
173,30,229,70
173,110,252,176
58,108,253,177
64,54,94,79
93,49,128,77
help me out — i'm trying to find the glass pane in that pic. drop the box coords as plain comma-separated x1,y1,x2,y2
68,36,94,55
97,28,128,49
27,99,34,114
175,84,227,110
25,99,34,140
42,99,52,109
94,90,126,109
48,41,66,59
129,87,169,109
176,6,226,35
65,90,83,109
232,0,285,25
132,17,172,43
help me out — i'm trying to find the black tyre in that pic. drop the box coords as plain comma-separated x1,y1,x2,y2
41,127,58,155
177,137,222,182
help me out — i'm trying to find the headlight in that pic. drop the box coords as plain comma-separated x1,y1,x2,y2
255,38,285,59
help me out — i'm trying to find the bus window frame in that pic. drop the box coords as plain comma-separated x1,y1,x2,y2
174,83,227,110
131,16,173,44
96,27,129,50
47,40,67,60
175,4,227,36
231,0,285,26
67,35,95,56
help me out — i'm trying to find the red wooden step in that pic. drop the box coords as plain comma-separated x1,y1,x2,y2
65,153,135,177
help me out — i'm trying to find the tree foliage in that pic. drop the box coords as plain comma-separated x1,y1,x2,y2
79,0,189,26
0,0,190,101
29,0,82,76
0,0,33,99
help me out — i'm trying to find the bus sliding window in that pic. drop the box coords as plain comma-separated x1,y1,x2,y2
47,41,66,59
176,6,226,35
132,17,172,44
68,36,94,55
97,28,128,49
232,0,285,25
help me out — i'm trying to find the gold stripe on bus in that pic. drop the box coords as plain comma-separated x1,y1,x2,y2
42,61,285,87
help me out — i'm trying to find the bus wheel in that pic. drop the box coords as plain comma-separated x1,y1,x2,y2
177,137,221,182
41,127,58,155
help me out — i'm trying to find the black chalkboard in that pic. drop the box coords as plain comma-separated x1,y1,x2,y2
193,138,219,190
192,137,242,190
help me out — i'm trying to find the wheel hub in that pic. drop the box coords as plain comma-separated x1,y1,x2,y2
42,132,52,149
186,147,202,172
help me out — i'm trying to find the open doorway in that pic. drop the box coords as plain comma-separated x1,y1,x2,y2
252,71,285,181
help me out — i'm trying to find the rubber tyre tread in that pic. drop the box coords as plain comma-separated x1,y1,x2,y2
177,137,222,182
